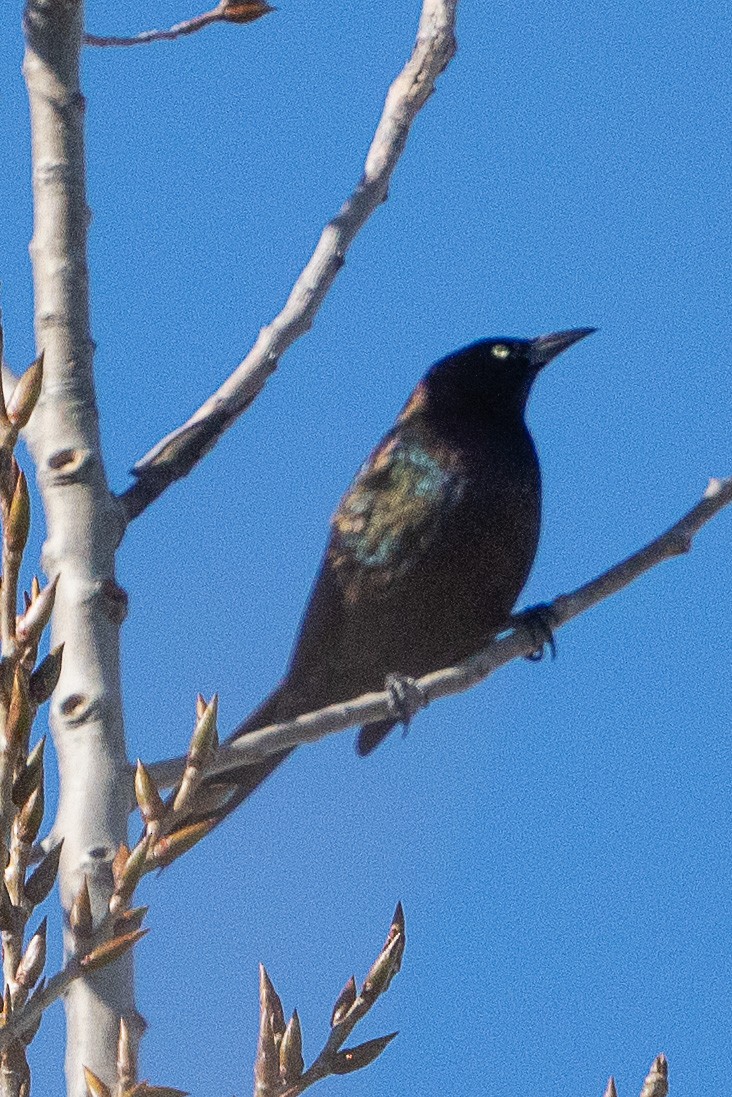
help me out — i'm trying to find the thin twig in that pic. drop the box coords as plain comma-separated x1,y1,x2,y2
85,10,219,46
0,908,125,1053
278,992,394,1097
0,953,80,1053
255,907,403,1097
119,0,459,521
84,0,273,48
144,477,732,791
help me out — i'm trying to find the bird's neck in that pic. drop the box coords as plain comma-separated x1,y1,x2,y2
401,398,530,453
399,377,531,438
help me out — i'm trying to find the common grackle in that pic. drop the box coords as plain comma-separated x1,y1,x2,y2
177,328,595,830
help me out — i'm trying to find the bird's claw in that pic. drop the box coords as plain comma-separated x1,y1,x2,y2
516,603,558,661
385,673,426,731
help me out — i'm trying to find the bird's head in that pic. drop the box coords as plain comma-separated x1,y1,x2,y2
417,328,596,420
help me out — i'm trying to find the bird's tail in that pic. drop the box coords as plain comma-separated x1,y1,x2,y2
356,717,398,756
171,685,293,832
167,680,399,835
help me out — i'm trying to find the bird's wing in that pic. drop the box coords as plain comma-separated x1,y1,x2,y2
329,433,465,596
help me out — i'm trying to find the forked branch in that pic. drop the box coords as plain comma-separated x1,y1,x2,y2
254,904,404,1097
119,0,459,521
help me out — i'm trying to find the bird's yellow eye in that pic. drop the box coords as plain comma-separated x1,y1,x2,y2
491,344,511,359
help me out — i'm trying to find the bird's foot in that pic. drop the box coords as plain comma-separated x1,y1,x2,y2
515,603,558,661
385,673,427,732
357,674,428,755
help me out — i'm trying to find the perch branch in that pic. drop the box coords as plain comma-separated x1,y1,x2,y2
144,477,732,791
119,0,459,521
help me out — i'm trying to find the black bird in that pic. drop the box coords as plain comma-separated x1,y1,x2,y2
178,328,595,829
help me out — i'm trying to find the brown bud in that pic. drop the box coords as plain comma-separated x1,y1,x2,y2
80,929,148,974
220,0,276,24
70,876,93,940
16,577,58,647
15,918,47,989
255,966,281,1095
173,697,219,811
29,645,64,705
135,761,166,829
170,770,195,816
6,667,32,758
0,450,15,507
0,878,16,933
331,974,357,1027
111,844,130,889
640,1054,668,1097
6,355,43,430
117,1016,136,1092
82,1066,112,1097
330,1032,398,1074
111,839,150,910
279,1010,304,1084
259,963,286,1040
387,901,405,945
151,820,215,868
12,736,45,807
16,785,44,845
188,695,218,766
171,698,219,814
24,839,63,907
361,931,404,1003
7,469,30,553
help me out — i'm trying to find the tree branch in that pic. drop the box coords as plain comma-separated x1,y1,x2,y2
143,477,732,792
22,0,134,1092
84,0,274,48
119,0,459,522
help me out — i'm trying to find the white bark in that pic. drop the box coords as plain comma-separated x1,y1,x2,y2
22,1,133,1094
121,0,459,518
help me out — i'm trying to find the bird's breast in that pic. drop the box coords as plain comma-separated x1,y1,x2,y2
326,422,542,685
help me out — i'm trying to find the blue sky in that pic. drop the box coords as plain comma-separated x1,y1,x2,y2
1,0,731,1094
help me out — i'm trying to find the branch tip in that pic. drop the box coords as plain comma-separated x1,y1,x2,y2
120,0,460,521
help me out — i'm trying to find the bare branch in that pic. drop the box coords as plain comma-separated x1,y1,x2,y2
119,0,460,522
144,477,732,792
22,0,135,1088
85,0,274,48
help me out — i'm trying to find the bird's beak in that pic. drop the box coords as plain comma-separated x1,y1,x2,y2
529,327,597,368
